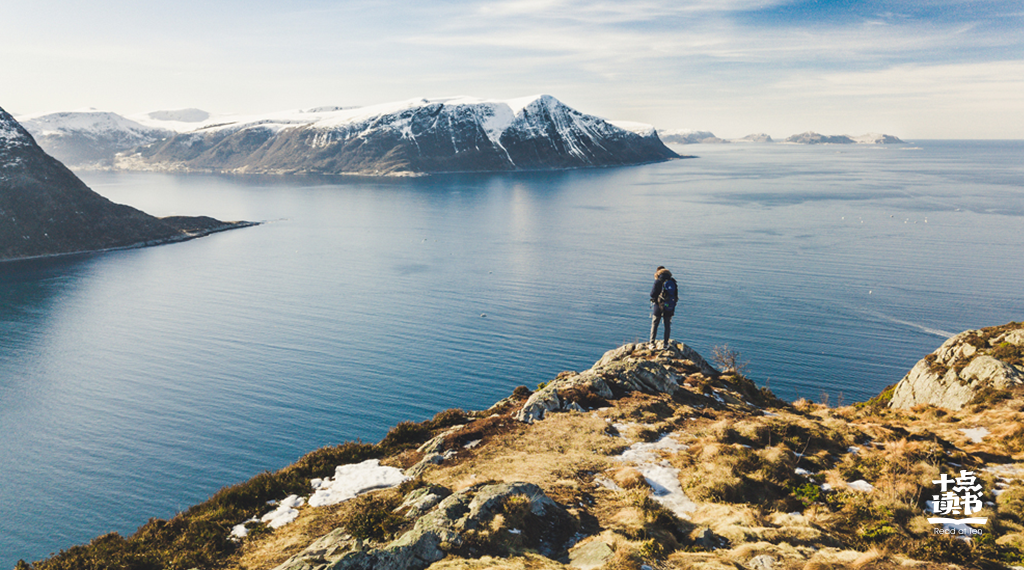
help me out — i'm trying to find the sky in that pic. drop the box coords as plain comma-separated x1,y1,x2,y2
2,0,1022,139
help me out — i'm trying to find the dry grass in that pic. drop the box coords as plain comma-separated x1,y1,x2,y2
424,553,568,570
428,410,622,493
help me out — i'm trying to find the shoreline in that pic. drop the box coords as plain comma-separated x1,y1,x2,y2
0,220,259,266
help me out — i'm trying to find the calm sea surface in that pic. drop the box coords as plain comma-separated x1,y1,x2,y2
1,141,1022,565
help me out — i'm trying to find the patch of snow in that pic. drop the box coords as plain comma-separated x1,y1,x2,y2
617,434,688,464
614,434,694,518
307,459,410,507
847,446,861,454
261,495,304,529
959,427,990,444
463,439,482,449
230,524,248,539
984,464,1024,478
795,467,811,476
848,480,874,492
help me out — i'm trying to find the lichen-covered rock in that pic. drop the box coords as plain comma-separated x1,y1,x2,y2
515,341,719,422
272,482,576,570
889,323,1024,410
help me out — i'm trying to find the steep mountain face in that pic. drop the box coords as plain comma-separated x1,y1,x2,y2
1,107,247,262
116,95,679,175
20,110,171,168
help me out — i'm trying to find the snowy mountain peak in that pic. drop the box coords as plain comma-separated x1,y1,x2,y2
20,109,164,138
1,107,33,150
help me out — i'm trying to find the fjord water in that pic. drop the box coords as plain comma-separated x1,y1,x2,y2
1,141,1022,565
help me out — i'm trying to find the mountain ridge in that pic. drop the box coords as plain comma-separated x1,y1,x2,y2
21,96,681,176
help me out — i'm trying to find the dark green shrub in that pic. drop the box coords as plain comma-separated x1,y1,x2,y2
340,494,405,542
788,481,822,506
426,408,467,430
378,421,431,453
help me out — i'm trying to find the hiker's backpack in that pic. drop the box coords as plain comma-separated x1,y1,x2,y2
659,277,678,311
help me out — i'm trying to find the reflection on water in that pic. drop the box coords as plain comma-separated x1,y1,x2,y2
2,141,1023,566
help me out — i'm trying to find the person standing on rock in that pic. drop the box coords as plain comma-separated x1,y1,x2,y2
649,266,678,349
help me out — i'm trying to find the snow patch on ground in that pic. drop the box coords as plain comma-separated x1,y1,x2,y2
308,459,410,507
847,479,875,492
261,495,305,529
614,434,695,519
959,427,990,444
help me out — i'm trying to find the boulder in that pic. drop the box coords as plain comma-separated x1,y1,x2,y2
515,341,719,422
888,324,1024,410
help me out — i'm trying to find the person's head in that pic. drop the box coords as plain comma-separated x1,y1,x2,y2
655,265,665,275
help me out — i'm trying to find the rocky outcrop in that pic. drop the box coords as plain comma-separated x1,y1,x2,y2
272,482,576,570
515,341,720,422
888,323,1024,409
1,106,251,262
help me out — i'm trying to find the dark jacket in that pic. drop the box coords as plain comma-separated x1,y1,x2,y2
650,268,676,316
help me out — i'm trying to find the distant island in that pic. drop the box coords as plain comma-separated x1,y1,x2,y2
658,129,905,145
0,107,252,262
21,322,1024,570
19,96,681,176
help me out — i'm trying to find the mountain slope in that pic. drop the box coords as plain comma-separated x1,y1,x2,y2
19,109,171,168
112,95,679,176
1,107,249,262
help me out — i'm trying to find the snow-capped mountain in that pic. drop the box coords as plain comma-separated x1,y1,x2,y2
24,95,679,176
736,133,773,143
1,106,245,261
19,109,172,168
123,95,679,175
783,131,905,145
657,129,726,144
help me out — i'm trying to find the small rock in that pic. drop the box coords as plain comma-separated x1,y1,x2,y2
569,540,614,570
747,554,777,570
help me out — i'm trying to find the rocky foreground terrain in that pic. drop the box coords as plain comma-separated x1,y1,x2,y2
1,107,251,262
23,322,1024,570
